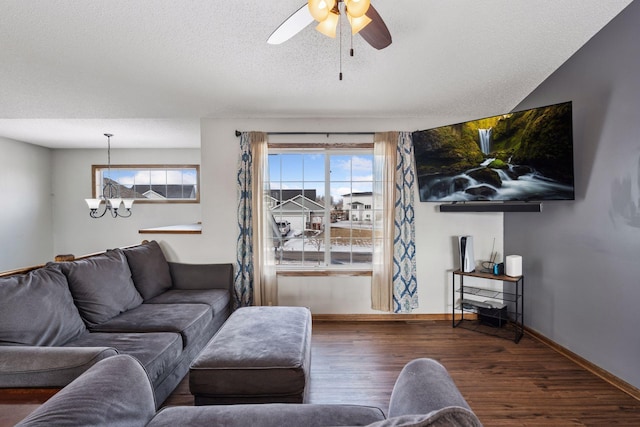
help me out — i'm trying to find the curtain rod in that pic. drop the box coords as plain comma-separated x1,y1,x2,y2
234,130,374,137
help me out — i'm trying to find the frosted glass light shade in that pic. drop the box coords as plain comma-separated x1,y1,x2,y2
308,0,336,22
85,198,102,210
348,13,371,34
316,11,340,38
108,198,123,209
345,0,370,18
122,199,134,209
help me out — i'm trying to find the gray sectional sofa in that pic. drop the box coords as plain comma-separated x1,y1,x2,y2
0,240,233,406
16,355,483,426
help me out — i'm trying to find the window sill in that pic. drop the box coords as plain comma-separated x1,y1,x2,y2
138,223,202,234
277,269,372,277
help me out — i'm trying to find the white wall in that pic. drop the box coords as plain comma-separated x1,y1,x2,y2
51,148,202,259
0,137,53,271
505,1,640,388
200,118,503,314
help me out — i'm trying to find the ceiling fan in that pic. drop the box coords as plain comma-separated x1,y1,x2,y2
267,0,392,50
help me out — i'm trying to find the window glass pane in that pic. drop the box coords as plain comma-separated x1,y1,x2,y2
303,153,325,181
280,154,304,179
329,153,373,267
269,149,373,269
92,165,199,202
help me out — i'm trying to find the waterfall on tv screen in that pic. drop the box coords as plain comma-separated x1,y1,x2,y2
478,128,492,154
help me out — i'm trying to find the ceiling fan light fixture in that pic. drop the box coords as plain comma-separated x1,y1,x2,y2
347,13,372,35
308,0,336,22
344,0,370,18
315,10,340,38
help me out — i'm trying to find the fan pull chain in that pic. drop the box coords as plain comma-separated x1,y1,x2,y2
350,31,354,57
339,5,343,81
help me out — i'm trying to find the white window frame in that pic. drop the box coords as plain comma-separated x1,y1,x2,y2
91,164,200,203
268,143,377,273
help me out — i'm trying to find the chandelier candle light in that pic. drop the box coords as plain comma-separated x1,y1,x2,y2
85,133,134,218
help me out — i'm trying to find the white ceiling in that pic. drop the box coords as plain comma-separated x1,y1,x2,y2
0,0,633,149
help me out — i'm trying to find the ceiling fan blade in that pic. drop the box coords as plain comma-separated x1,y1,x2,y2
267,3,315,45
358,4,392,50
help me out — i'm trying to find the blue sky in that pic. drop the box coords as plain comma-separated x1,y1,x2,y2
103,168,198,187
269,153,373,202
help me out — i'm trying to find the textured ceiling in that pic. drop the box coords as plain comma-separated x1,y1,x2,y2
0,0,633,148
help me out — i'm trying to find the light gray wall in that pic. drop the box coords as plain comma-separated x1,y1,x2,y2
51,148,201,259
0,137,53,271
505,1,640,388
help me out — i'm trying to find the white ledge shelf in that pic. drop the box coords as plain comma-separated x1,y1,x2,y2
138,223,202,235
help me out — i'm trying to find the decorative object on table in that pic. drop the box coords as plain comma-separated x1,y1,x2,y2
505,255,523,277
458,235,475,273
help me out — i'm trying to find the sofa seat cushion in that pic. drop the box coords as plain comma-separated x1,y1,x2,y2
0,346,118,388
122,241,173,300
0,265,86,346
145,289,230,314
88,303,212,349
148,404,386,427
64,331,182,386
58,249,143,327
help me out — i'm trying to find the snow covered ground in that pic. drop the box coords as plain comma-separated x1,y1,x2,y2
278,221,373,253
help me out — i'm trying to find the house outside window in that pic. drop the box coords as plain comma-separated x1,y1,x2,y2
343,192,374,222
268,147,379,269
91,165,200,203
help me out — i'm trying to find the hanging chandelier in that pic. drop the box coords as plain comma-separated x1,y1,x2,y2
85,133,134,218
308,0,372,38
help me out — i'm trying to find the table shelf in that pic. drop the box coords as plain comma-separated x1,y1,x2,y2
452,270,524,343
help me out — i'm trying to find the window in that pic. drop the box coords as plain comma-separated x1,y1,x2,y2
268,145,380,269
91,165,200,203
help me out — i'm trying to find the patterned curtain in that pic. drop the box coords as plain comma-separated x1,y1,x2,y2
234,132,254,308
372,131,418,313
234,131,276,308
392,131,418,313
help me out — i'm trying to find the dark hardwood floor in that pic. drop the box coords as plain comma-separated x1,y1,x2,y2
167,320,640,426
3,321,639,426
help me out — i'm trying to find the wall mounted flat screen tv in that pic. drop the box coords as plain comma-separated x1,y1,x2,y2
412,101,575,203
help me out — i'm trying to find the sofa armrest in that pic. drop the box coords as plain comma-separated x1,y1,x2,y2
168,262,233,291
0,346,118,388
16,354,156,427
388,358,477,418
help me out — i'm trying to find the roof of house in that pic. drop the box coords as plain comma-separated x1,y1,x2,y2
270,189,317,203
272,195,324,212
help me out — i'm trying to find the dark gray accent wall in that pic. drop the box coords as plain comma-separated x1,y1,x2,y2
506,1,640,389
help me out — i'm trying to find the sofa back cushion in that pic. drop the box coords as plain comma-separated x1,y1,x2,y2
122,240,173,300
0,265,87,346
59,249,143,327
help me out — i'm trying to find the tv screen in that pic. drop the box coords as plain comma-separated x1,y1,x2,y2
413,101,575,202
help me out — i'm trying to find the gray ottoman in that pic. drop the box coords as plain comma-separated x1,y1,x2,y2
189,306,312,405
